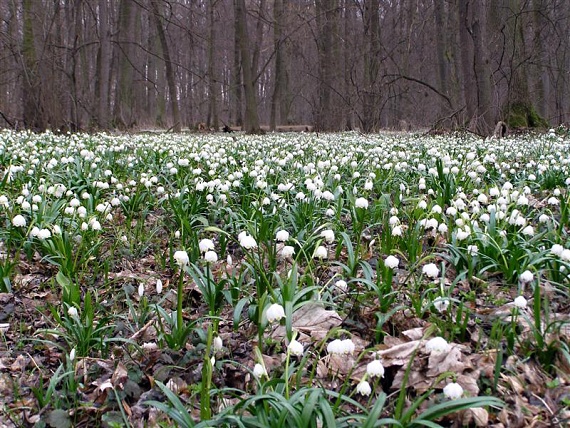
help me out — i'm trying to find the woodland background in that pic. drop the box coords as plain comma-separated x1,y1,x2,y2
1,0,569,135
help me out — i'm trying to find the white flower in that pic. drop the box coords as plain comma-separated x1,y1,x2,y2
514,295,527,309
67,306,79,318
173,250,189,266
422,263,440,278
521,225,534,236
199,238,215,253
320,229,335,243
281,245,295,258
253,363,267,378
356,380,371,396
288,339,304,356
366,359,385,378
38,228,51,240
12,214,26,227
391,225,403,236
313,245,328,259
384,255,399,269
443,382,464,400
334,279,348,292
561,249,570,262
266,303,285,323
204,250,218,263
213,336,223,351
275,229,290,242
327,338,355,355
551,244,564,256
156,279,163,294
425,336,449,353
138,283,145,297
239,234,258,249
467,245,478,256
519,270,534,284
355,197,369,209
433,297,450,313
69,348,76,362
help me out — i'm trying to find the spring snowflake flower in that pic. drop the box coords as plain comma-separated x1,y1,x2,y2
384,255,399,269
467,245,478,256
288,339,304,356
443,382,464,400
173,250,189,266
204,250,218,263
333,279,348,293
521,225,534,236
425,336,449,353
514,296,527,309
156,279,163,294
138,283,145,297
12,215,26,227
560,249,570,262
519,270,534,284
38,228,51,240
253,363,267,378
67,306,79,318
356,380,372,396
355,197,369,209
320,229,335,243
551,244,564,256
366,359,385,378
199,238,215,253
314,245,328,259
275,230,290,242
213,336,223,351
280,245,295,258
391,225,403,236
433,297,450,313
239,233,258,249
266,303,285,323
327,338,355,355
422,263,440,278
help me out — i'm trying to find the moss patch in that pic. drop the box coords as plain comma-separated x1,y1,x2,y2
504,102,548,129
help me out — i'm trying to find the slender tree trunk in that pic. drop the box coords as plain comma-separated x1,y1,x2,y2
362,0,381,132
150,0,181,132
232,7,243,127
434,0,450,122
114,0,137,129
270,0,284,131
234,0,262,134
97,0,111,129
315,0,338,131
207,0,219,130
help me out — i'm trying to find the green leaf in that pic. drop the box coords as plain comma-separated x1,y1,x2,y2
47,409,72,428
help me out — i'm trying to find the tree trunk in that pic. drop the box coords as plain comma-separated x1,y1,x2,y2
207,0,219,130
97,0,111,129
315,0,338,131
22,0,45,131
150,0,181,132
234,0,262,134
270,0,285,131
362,0,381,132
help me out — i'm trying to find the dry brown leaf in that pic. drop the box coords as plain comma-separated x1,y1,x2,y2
462,407,489,426
111,361,129,391
376,340,422,366
402,327,424,341
427,345,465,376
272,303,342,340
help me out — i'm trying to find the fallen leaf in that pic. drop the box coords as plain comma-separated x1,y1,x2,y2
272,303,342,340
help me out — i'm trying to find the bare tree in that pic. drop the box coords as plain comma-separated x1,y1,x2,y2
234,0,262,134
150,0,181,132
